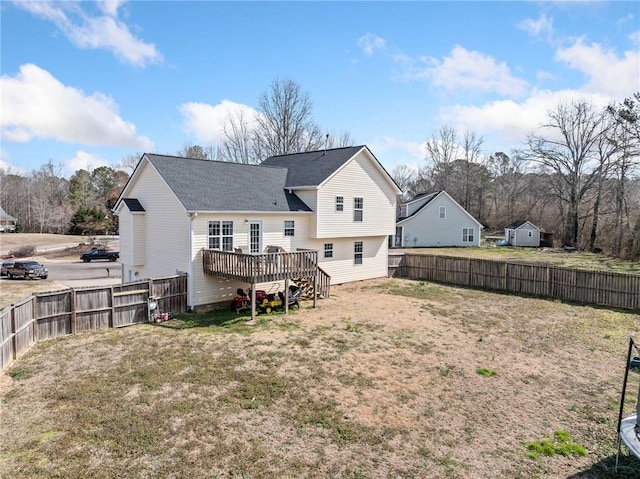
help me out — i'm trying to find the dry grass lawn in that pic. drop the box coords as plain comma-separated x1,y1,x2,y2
1,278,639,478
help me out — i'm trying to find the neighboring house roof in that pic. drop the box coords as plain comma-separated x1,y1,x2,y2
122,198,145,212
136,154,312,213
261,145,401,193
505,220,539,230
397,191,440,220
0,206,16,221
396,190,483,227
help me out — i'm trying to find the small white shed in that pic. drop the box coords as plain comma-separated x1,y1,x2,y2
504,220,540,247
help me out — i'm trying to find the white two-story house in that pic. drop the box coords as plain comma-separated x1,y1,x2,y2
395,190,483,248
114,145,401,310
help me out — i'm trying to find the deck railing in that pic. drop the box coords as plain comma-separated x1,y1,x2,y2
202,249,320,284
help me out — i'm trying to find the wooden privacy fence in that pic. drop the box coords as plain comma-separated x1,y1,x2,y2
0,274,187,372
389,253,640,311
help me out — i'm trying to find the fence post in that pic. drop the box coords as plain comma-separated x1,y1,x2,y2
11,304,17,361
70,288,77,335
31,295,38,342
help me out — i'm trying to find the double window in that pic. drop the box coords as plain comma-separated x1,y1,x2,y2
209,221,233,251
324,243,333,258
354,241,363,265
354,197,363,222
284,220,295,237
462,228,474,243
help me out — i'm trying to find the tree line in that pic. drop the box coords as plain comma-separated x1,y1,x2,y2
393,93,639,259
1,80,638,259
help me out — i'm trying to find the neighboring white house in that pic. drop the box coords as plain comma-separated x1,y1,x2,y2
394,190,482,248
114,145,401,309
0,206,16,233
504,220,541,247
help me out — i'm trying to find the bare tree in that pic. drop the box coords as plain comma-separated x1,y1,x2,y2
178,143,211,160
523,100,608,248
30,162,70,233
253,78,324,158
219,109,259,164
116,153,142,174
424,125,459,191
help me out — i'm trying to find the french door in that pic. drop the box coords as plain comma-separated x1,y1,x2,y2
249,221,262,253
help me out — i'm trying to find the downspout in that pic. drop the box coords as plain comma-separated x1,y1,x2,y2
187,212,197,311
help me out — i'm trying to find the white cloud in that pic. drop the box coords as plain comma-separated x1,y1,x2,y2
416,46,529,97
179,100,258,144
368,137,425,171
555,38,640,98
517,13,553,39
64,150,110,173
1,64,154,150
14,0,161,67
630,31,640,45
357,33,386,57
441,88,613,147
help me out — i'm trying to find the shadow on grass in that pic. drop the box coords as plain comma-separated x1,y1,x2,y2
151,309,256,330
566,453,639,478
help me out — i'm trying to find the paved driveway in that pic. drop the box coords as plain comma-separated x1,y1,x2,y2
43,260,121,287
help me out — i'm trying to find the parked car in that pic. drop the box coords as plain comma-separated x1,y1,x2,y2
7,260,48,280
1,260,15,276
80,248,119,262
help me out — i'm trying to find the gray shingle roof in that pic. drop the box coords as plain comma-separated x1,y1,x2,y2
260,146,365,187
398,191,440,220
145,154,311,213
0,206,16,221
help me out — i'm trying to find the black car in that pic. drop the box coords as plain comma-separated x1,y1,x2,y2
1,260,15,276
7,260,48,280
80,249,119,262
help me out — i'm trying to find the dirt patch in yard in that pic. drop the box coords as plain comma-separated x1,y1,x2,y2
1,278,637,478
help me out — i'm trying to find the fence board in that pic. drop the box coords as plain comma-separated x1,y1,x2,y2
1,274,188,372
0,306,13,371
393,253,639,311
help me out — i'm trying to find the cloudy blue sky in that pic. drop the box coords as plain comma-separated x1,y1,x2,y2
1,0,639,176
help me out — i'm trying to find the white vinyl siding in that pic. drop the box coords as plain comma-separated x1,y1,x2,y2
117,160,189,281
315,150,398,239
397,192,482,247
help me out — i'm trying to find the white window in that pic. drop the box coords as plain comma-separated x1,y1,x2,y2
324,243,333,258
528,231,532,237
439,206,446,219
284,220,295,237
354,197,363,222
209,221,234,251
462,228,474,243
354,241,363,265
400,204,408,217
336,196,344,212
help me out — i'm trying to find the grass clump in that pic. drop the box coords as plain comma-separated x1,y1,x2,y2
476,367,498,377
8,367,34,380
524,430,587,459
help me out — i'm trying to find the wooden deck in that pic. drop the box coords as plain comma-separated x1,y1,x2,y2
201,249,330,298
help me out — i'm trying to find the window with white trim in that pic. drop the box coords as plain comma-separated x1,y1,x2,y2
284,220,295,237
209,220,234,251
324,243,333,258
439,206,446,219
354,197,363,222
462,228,474,243
354,241,363,265
336,196,344,212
